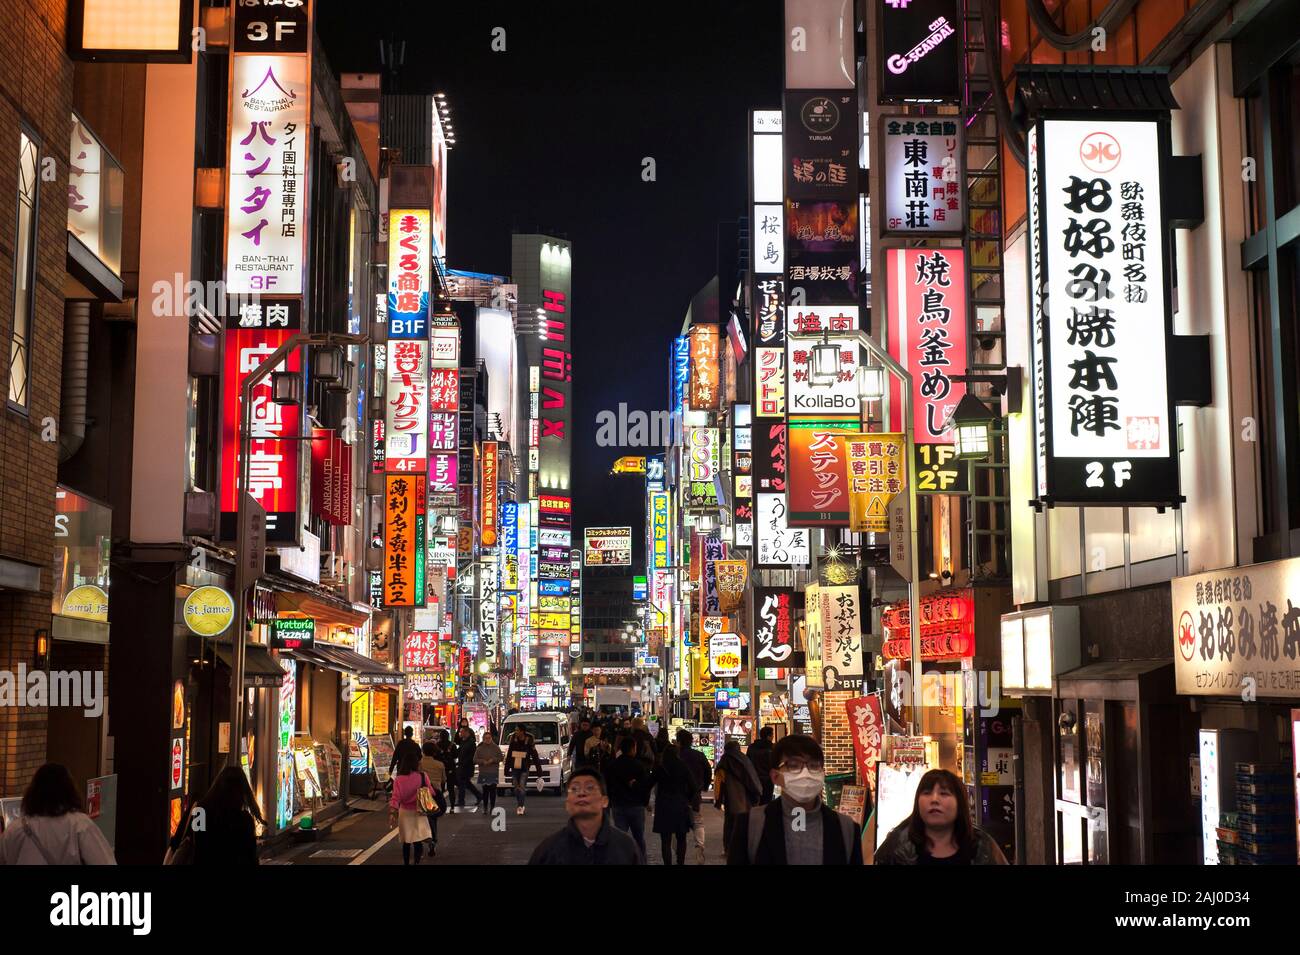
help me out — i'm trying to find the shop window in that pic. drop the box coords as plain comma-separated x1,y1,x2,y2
67,113,123,277
52,487,111,622
8,127,39,411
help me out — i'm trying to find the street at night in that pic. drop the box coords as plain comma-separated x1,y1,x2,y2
0,0,1296,936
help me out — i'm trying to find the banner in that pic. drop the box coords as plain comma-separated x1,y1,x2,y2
819,585,864,692
583,526,632,566
844,433,905,533
715,559,748,614
845,695,885,793
804,583,823,689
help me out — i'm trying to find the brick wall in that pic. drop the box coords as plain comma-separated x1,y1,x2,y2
821,689,856,776
0,0,73,798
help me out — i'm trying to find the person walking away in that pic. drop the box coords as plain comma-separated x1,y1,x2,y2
528,768,643,865
183,765,265,864
389,751,434,865
650,744,695,865
653,724,670,756
389,725,422,777
434,729,457,782
714,739,763,859
726,735,862,865
605,736,651,858
583,723,612,776
474,728,505,819
676,730,712,865
505,724,543,815
569,718,593,769
420,742,448,856
0,763,115,865
630,717,656,768
452,726,484,813
747,726,776,804
874,768,1008,865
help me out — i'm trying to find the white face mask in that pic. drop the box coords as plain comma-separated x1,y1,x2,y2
780,768,825,802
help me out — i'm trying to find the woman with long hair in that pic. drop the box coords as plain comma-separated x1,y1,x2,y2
650,743,695,865
0,763,115,864
874,768,1008,865
189,765,265,865
389,749,433,865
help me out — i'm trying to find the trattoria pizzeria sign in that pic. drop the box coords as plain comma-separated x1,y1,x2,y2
1171,557,1300,700
1026,114,1179,506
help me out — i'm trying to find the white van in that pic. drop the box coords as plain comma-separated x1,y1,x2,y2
497,712,571,793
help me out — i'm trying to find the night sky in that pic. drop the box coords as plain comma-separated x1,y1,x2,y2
316,1,783,554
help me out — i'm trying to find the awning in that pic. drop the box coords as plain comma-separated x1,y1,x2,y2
213,642,286,688
1056,660,1174,704
274,591,371,628
287,643,405,686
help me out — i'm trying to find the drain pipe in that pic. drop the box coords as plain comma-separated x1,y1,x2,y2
59,300,91,464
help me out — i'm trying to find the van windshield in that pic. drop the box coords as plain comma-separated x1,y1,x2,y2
502,722,560,745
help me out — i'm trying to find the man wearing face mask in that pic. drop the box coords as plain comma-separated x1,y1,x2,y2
726,735,863,865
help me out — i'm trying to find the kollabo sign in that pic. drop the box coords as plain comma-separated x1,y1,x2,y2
1026,117,1178,506
1171,557,1300,699
709,632,742,679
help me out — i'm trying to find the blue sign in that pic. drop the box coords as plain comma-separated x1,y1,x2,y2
539,579,571,597
714,688,741,709
502,501,518,551
671,336,690,413
633,579,647,601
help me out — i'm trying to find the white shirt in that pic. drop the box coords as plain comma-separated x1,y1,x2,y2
0,812,116,865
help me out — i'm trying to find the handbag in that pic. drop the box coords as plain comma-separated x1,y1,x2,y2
416,773,437,813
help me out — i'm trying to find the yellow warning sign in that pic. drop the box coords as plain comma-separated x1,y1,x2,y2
844,433,905,533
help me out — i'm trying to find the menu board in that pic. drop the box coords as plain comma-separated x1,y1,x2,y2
293,747,323,800
838,783,868,826
316,742,342,799
367,735,395,783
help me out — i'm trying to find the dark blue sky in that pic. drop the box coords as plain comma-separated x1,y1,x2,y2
317,0,783,553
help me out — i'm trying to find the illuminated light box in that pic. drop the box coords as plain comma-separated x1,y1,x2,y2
68,0,193,63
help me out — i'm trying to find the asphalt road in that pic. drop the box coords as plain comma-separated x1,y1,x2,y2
265,788,727,866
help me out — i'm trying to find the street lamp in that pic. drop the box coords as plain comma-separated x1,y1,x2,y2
811,331,841,386
946,393,997,459
857,363,886,402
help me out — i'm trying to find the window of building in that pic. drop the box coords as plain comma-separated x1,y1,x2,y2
9,128,39,411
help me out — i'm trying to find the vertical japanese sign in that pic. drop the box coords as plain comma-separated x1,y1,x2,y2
387,209,430,340
220,300,301,543
688,324,721,411
480,555,498,668
481,441,498,547
886,248,970,494
819,585,864,692
752,108,784,274
755,493,809,568
385,340,428,474
787,417,856,526
384,474,427,607
225,0,312,295
701,535,725,616
537,253,574,492
804,582,823,689
683,427,720,510
753,278,786,418
714,559,748,614
1029,118,1177,505
501,501,519,592
755,586,795,665
881,116,963,235
651,491,670,570
844,433,905,532
845,695,884,793
671,334,691,414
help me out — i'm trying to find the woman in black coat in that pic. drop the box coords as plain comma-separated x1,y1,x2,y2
650,745,695,865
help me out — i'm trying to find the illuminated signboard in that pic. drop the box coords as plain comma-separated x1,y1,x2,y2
786,304,860,417
481,442,498,547
583,527,632,567
383,474,426,607
880,116,963,235
270,617,315,651
650,491,670,569
219,299,301,543
671,335,690,413
387,209,430,340
878,0,962,104
480,556,498,668
69,0,196,63
787,417,856,526
688,324,721,411
385,340,428,473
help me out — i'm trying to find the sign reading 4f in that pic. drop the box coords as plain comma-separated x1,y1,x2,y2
234,0,312,55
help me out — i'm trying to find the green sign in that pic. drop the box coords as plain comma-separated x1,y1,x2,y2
271,617,315,650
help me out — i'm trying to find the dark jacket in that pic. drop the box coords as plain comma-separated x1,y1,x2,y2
191,808,258,865
505,733,543,774
605,753,652,808
678,745,712,811
650,757,696,835
747,738,774,784
631,729,656,767
434,742,457,778
715,751,762,815
569,728,593,765
727,799,863,866
455,736,477,780
874,824,1008,865
389,736,422,775
529,816,644,865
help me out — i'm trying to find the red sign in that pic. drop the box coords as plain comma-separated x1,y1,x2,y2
880,588,975,661
220,302,301,541
404,631,442,671
844,695,884,793
170,738,184,791
786,418,856,526
886,248,968,442
429,367,459,413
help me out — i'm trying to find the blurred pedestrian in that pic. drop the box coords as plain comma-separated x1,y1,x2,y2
605,735,651,858
0,763,115,865
676,729,711,864
452,726,483,813
650,744,695,865
714,739,762,859
419,742,448,856
474,728,504,819
505,724,543,815
747,726,776,804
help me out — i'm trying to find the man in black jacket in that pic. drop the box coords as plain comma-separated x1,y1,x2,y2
747,726,776,804
528,768,643,865
389,726,422,777
452,727,483,813
726,734,863,865
604,736,651,858
676,730,712,865
568,718,593,769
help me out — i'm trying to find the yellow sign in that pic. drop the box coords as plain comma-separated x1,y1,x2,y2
370,692,390,735
611,455,647,475
183,586,235,637
60,584,108,623
537,612,570,630
844,433,905,533
691,639,723,700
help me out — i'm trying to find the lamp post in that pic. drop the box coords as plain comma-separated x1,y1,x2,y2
229,331,367,769
790,330,924,733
